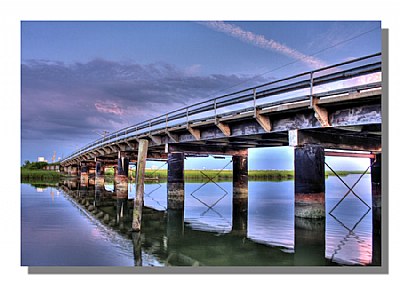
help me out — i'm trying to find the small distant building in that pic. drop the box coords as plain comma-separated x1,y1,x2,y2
37,156,48,162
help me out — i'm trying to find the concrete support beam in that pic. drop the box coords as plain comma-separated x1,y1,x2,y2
294,144,325,219
167,143,248,156
132,139,149,232
167,152,185,210
289,129,381,152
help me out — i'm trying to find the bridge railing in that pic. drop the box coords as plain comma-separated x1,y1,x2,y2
62,52,382,162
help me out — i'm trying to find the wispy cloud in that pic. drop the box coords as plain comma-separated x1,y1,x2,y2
94,102,123,116
201,21,327,69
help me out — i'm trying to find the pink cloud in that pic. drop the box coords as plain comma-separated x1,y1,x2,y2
94,102,123,115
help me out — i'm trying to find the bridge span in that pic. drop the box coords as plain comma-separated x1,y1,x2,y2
59,53,383,232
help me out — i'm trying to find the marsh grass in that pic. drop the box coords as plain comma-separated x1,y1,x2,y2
21,169,61,183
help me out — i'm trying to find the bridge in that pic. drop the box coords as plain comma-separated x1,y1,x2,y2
59,53,383,232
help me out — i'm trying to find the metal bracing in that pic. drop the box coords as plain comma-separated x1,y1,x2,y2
143,161,168,210
190,159,232,220
329,207,371,263
326,159,375,263
325,161,372,214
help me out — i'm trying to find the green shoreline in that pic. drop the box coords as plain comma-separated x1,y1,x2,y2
21,168,369,183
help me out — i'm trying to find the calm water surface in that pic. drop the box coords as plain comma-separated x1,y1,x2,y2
21,174,379,266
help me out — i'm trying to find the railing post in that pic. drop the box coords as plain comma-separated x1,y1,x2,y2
186,107,189,127
309,71,314,109
253,88,257,117
214,99,217,123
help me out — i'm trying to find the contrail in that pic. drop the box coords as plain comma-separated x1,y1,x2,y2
200,21,327,69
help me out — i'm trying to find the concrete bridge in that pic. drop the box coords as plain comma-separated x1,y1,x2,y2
59,53,383,232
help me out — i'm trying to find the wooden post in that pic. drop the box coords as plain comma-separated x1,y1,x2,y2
132,139,149,232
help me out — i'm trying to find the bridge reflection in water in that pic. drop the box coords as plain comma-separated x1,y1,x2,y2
60,174,380,267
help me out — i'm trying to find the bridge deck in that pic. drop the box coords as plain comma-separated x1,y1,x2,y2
60,53,382,165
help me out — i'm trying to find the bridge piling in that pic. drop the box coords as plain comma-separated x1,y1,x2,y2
167,152,185,210
95,160,105,185
371,153,382,265
294,144,325,219
232,151,249,198
132,139,149,232
80,162,89,188
232,151,249,236
94,160,105,206
115,152,130,229
371,153,381,209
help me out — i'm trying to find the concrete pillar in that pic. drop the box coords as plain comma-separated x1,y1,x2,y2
232,151,248,235
294,144,325,219
167,152,185,210
294,217,326,265
115,152,130,229
94,161,105,207
371,153,381,265
80,162,89,189
95,161,105,188
71,165,78,176
132,139,149,232
167,208,185,243
371,153,381,208
87,162,96,189
232,151,248,198
231,195,248,236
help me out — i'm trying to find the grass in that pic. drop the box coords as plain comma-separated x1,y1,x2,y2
106,169,295,181
21,168,61,183
20,168,368,184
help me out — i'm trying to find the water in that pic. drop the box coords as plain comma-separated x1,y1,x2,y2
21,174,380,266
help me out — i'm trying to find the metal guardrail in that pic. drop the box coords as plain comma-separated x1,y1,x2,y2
61,52,382,162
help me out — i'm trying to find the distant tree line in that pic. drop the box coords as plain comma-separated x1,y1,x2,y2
21,160,49,170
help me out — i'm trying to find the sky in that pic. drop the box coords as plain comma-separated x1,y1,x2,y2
20,21,382,170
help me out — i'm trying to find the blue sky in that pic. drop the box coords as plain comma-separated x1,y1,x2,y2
21,21,381,170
